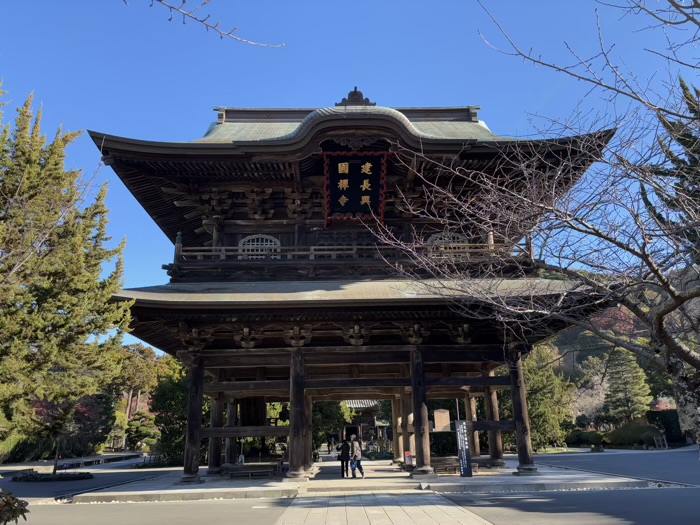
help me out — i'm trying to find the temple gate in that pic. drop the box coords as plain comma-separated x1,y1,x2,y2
92,89,608,481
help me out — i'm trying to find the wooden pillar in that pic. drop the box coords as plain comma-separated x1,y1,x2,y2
510,349,537,475
400,392,411,460
304,396,313,470
182,357,204,482
391,397,403,461
224,400,237,464
207,395,225,475
483,369,505,467
463,393,480,457
410,347,433,475
287,349,306,477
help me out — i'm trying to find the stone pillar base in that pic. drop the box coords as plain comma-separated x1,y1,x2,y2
286,468,309,479
206,467,222,476
410,466,437,479
513,465,539,476
486,459,507,468
180,474,203,484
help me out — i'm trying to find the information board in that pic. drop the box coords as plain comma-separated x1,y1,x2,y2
455,420,473,477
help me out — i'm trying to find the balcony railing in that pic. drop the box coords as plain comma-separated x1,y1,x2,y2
171,243,530,264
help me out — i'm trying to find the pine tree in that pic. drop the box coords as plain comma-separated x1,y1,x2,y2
642,78,700,263
523,344,575,448
0,90,131,473
603,349,653,424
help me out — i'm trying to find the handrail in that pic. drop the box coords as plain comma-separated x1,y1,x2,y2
173,243,528,263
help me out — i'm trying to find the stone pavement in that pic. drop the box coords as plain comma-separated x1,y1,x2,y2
71,456,649,504
277,492,492,525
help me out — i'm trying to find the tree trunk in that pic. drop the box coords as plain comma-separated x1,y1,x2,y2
135,390,142,415
52,436,61,476
125,388,133,419
672,367,700,442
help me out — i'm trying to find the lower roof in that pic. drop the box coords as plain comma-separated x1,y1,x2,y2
115,278,583,309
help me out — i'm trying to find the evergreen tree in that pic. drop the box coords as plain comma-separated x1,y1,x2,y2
643,78,700,263
522,344,575,448
603,349,654,425
0,91,130,473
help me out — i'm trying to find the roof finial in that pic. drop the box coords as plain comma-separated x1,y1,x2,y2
335,87,376,107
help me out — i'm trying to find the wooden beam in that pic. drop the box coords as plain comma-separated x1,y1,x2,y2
471,420,516,432
204,380,289,393
201,426,289,439
426,376,511,387
305,378,411,389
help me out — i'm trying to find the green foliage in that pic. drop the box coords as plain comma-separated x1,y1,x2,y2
647,410,684,443
0,90,131,472
565,430,605,446
126,411,160,451
150,362,187,465
604,423,660,447
311,402,354,449
0,483,28,525
643,78,700,263
524,344,576,447
603,349,653,424
499,345,575,448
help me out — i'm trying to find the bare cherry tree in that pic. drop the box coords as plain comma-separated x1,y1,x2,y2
375,1,700,439
124,0,285,47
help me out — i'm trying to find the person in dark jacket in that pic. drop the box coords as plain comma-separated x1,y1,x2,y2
338,438,351,478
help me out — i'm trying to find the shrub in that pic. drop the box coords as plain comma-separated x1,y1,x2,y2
646,410,684,443
605,423,660,447
12,471,93,482
565,430,605,446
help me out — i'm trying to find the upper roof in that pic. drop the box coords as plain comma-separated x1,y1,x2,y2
196,103,499,144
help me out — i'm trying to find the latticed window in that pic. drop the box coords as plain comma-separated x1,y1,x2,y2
238,234,281,260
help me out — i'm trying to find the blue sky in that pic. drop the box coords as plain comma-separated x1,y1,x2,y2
0,1,676,347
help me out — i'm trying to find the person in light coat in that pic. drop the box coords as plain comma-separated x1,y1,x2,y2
350,434,364,478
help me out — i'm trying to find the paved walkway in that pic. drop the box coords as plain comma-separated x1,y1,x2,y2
278,492,492,525
70,456,649,504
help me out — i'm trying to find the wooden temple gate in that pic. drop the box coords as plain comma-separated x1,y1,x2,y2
92,89,609,481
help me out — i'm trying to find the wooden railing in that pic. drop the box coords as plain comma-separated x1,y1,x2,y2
173,243,530,264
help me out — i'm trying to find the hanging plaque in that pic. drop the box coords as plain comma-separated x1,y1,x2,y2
324,152,387,226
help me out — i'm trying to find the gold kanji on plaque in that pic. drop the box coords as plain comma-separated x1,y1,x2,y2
360,162,373,175
338,195,349,207
337,179,349,190
360,179,372,191
338,162,350,174
360,195,371,206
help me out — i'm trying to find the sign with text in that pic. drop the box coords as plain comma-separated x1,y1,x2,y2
456,420,473,477
324,152,387,226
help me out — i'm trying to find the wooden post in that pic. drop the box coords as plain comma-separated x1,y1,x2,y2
410,347,433,476
304,396,313,470
207,395,225,475
224,400,237,464
391,397,403,461
510,349,537,475
483,369,505,467
400,392,411,461
287,349,306,477
182,357,204,482
463,393,481,457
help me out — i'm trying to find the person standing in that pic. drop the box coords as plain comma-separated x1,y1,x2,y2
338,437,350,478
350,434,364,478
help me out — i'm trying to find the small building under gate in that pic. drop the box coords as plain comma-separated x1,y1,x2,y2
91,88,611,480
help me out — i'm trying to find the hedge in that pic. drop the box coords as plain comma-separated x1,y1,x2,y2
605,423,660,447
